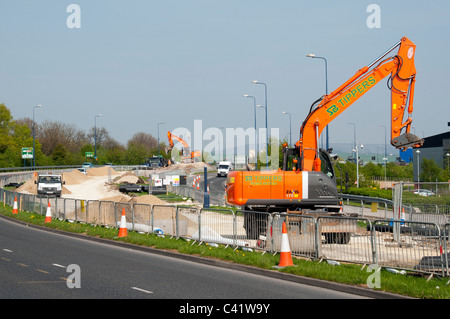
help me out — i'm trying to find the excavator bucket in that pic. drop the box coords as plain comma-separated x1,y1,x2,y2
391,132,424,150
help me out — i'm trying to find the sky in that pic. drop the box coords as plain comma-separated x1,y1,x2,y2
1,0,449,155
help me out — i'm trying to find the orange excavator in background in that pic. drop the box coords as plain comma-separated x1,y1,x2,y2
226,37,423,240
166,131,202,163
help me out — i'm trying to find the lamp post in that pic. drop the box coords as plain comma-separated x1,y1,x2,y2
157,122,164,157
252,80,268,168
306,53,329,150
352,142,363,188
94,114,102,162
244,94,258,170
379,124,387,160
33,104,43,167
282,111,292,147
416,150,421,189
347,122,356,160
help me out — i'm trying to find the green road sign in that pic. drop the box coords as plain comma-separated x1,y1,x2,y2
22,147,33,159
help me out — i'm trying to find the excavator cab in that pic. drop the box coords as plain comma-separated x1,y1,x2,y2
281,146,301,171
282,144,336,184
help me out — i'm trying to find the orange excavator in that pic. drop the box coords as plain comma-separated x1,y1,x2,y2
166,131,202,163
226,37,423,240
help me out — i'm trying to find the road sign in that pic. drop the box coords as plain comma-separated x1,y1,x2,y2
22,147,33,159
85,152,94,158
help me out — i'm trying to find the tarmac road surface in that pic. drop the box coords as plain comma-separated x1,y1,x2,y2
0,216,377,300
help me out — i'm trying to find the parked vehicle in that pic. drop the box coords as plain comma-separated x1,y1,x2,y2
413,189,435,196
82,162,94,169
35,174,65,197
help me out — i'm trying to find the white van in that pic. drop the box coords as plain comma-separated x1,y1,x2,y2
217,161,232,177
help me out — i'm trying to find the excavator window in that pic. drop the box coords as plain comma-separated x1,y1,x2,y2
319,149,336,182
282,148,301,171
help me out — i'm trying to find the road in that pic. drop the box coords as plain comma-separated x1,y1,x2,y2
0,216,373,301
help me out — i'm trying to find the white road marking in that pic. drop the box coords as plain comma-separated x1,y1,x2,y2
52,263,66,268
3,249,13,252
131,287,153,294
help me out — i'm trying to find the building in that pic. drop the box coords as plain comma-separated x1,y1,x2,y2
413,131,450,182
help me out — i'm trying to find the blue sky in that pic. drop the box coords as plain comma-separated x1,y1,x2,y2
1,0,449,153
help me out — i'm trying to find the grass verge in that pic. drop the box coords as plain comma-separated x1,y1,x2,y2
1,205,448,299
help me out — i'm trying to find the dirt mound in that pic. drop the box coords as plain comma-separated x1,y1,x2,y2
16,175,38,194
87,166,119,177
132,195,167,206
114,171,139,184
63,169,90,185
100,195,131,202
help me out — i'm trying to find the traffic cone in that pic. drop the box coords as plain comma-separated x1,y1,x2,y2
274,222,294,268
118,208,128,237
45,201,52,223
12,197,18,214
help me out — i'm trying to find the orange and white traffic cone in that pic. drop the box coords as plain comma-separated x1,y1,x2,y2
274,222,294,268
12,197,18,214
118,208,128,238
45,201,52,223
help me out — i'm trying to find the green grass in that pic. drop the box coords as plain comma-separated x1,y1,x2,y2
1,205,449,299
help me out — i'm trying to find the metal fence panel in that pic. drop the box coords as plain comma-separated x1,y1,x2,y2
152,205,177,236
317,216,373,265
269,213,317,260
132,203,152,233
372,219,444,275
176,206,199,238
115,202,133,230
99,201,116,228
197,208,237,246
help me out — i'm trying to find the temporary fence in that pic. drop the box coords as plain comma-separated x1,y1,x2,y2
2,187,449,277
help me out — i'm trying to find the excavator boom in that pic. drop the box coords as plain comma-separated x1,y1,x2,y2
300,37,422,172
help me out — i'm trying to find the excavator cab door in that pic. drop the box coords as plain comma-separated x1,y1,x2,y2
282,147,301,171
319,149,336,183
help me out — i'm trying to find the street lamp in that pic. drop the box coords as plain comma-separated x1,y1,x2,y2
282,111,292,147
306,53,329,150
352,143,363,188
94,114,102,162
347,122,356,160
379,124,387,160
244,94,258,170
157,122,164,157
416,150,421,189
252,80,268,168
33,104,43,167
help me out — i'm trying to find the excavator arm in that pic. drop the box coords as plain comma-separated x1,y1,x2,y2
166,131,201,162
298,37,423,172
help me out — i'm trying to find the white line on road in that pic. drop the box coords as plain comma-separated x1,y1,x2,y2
3,249,13,252
52,263,66,268
131,287,153,294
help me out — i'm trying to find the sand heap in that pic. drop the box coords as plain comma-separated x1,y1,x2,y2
86,166,119,177
113,171,140,184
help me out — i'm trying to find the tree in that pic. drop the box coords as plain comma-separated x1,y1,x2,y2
420,158,444,182
52,144,71,165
